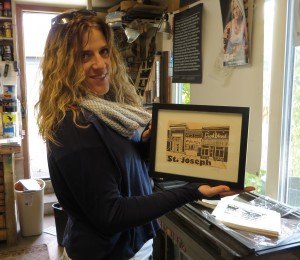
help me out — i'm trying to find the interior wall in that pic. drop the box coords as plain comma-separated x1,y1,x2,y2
189,0,264,174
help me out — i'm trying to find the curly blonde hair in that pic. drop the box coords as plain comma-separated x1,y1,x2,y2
36,14,141,144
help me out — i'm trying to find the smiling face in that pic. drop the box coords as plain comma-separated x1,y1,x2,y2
231,1,242,19
81,28,110,97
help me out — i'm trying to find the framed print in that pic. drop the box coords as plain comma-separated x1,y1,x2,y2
149,103,250,189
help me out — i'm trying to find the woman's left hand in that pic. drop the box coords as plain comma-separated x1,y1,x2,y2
198,185,255,198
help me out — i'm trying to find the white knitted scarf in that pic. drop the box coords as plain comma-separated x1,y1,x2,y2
80,94,151,138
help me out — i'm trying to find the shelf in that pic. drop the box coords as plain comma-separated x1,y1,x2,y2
0,37,13,41
0,16,12,20
0,146,21,154
0,137,21,154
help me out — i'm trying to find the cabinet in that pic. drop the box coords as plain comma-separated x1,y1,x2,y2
0,147,20,245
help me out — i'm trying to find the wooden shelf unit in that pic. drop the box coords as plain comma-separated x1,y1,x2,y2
0,0,20,245
0,144,20,245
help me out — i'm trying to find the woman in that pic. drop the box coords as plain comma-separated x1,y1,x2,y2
36,10,254,259
223,0,249,66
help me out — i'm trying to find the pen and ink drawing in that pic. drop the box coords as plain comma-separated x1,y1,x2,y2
165,122,230,169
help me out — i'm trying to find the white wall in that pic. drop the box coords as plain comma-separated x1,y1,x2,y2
189,0,264,174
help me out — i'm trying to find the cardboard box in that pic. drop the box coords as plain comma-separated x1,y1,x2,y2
0,229,6,241
96,12,107,20
168,0,180,12
0,214,5,228
120,1,136,11
108,4,120,13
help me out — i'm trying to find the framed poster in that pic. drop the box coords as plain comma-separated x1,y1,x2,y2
172,3,203,83
150,103,249,189
220,0,250,67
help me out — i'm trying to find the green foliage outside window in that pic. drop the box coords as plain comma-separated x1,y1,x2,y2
245,170,266,195
182,83,191,104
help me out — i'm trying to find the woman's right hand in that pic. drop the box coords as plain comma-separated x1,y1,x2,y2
198,185,255,198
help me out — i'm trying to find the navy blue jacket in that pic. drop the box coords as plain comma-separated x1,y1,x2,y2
47,109,203,259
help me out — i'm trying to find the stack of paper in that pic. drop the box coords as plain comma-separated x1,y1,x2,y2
212,199,281,237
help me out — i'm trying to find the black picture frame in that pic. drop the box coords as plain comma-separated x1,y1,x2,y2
149,103,250,189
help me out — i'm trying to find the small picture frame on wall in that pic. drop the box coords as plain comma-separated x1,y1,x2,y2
149,103,250,189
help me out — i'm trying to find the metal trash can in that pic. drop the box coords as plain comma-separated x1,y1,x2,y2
52,202,68,246
14,179,45,236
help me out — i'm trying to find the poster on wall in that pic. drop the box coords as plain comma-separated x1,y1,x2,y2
220,0,249,67
172,3,203,83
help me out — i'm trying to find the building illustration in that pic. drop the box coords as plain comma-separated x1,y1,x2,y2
166,123,229,169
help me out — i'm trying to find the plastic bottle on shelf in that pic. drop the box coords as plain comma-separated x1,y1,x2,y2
0,24,4,38
3,0,11,17
3,21,11,38
2,44,12,61
0,2,4,17
0,45,4,61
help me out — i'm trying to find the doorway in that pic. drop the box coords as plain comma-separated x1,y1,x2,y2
23,12,56,178
16,5,66,178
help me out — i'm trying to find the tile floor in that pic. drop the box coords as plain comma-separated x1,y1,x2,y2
0,214,64,260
